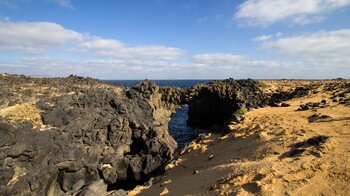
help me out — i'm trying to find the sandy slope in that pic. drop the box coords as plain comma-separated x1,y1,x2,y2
137,82,350,196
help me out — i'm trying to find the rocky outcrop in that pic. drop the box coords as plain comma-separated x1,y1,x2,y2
325,81,350,104
186,79,268,129
268,86,311,105
0,75,176,195
160,79,315,130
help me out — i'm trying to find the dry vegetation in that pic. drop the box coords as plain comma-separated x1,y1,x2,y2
0,103,43,127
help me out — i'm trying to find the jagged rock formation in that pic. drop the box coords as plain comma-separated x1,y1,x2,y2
0,75,176,195
159,79,270,130
186,79,268,129
159,79,315,130
268,86,312,105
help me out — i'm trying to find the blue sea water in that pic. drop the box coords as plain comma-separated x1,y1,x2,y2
105,80,212,147
104,80,212,88
168,105,208,147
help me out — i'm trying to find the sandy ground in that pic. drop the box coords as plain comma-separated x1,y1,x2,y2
136,81,350,196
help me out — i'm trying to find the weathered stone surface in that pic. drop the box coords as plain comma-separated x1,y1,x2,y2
0,75,177,195
269,86,311,104
77,179,108,196
0,168,14,185
186,79,267,129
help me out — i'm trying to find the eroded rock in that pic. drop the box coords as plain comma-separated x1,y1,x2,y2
0,76,177,195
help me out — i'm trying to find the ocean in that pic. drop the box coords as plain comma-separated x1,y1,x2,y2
105,80,212,147
104,79,213,88
168,104,208,147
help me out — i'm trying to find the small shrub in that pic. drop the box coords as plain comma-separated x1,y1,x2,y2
235,106,248,115
258,81,270,89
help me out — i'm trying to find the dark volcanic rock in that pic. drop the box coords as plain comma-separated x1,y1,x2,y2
269,86,311,105
307,113,332,123
186,79,267,129
0,168,14,185
0,75,176,195
281,103,291,107
297,101,327,111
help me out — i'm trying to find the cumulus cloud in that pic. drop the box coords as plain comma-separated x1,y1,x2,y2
235,0,350,26
113,45,185,60
2,51,348,79
0,57,204,79
192,53,298,69
74,37,185,60
262,29,350,59
73,37,124,53
0,20,83,53
190,52,350,78
0,20,185,60
252,29,350,78
192,53,247,65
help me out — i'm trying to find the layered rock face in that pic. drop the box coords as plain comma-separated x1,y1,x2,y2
0,75,176,195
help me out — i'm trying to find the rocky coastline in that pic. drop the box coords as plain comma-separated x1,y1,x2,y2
0,74,349,195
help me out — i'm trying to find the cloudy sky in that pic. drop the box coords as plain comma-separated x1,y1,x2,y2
0,0,349,79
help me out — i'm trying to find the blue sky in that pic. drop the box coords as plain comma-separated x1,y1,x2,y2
0,0,350,79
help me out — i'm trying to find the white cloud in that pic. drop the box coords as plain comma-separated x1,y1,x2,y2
52,0,74,9
235,0,350,26
192,53,247,65
113,45,185,60
253,32,285,42
0,20,185,60
0,57,200,79
189,52,350,78
262,29,350,59
0,20,83,53
74,37,185,60
192,53,297,69
74,37,124,52
253,32,284,42
252,35,273,42
253,29,350,78
2,51,349,79
291,15,326,25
